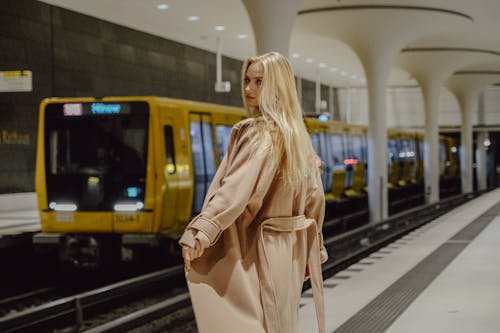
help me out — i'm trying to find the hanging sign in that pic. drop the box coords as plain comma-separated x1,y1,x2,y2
0,70,32,92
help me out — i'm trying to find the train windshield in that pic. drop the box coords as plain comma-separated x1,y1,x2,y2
44,102,149,211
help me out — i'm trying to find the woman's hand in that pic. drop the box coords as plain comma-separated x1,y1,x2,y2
182,239,204,272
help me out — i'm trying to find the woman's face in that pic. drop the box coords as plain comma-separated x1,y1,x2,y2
244,62,263,108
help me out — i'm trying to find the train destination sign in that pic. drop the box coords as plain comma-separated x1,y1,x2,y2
0,70,32,92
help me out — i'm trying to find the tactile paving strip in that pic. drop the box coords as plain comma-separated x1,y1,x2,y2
332,202,500,333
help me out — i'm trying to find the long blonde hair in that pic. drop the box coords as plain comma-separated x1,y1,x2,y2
241,52,316,189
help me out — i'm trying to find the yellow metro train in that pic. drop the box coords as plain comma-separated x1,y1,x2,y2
33,96,458,265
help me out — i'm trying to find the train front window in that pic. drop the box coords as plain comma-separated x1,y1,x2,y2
44,102,149,211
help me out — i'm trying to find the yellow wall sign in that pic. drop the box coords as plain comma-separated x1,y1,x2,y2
0,70,32,92
0,129,30,145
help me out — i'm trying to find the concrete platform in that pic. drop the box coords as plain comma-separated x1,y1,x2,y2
0,192,40,248
299,187,500,333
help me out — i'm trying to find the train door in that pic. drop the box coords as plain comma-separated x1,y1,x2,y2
156,113,180,233
319,131,332,192
388,136,400,186
439,137,448,178
189,113,216,216
344,133,353,188
350,134,366,191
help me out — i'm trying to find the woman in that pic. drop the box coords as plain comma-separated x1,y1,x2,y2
179,52,327,333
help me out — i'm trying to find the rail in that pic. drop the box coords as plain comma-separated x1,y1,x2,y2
0,191,482,332
0,265,184,333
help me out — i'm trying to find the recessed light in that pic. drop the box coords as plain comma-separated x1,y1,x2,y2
305,58,314,63
214,25,226,31
340,71,348,76
291,53,300,58
319,63,326,68
157,3,169,10
188,15,200,21
237,34,248,39
330,67,338,72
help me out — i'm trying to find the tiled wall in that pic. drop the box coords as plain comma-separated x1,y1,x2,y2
0,0,329,193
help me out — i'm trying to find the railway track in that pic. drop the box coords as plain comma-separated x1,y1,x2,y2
0,287,58,317
0,192,479,333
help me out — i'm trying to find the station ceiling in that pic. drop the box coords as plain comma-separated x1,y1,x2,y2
38,0,500,89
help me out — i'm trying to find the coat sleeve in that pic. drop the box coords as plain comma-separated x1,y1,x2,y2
179,121,276,249
305,165,328,263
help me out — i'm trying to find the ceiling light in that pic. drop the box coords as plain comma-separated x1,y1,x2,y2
188,15,200,21
330,67,338,72
340,71,348,76
237,34,248,39
351,74,357,79
319,63,327,68
157,3,169,10
214,25,226,31
305,58,314,63
291,53,300,58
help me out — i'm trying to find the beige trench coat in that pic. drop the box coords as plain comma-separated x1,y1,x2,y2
179,117,328,333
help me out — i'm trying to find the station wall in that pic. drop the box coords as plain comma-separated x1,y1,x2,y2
0,0,331,194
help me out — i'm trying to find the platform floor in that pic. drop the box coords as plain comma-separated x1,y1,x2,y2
299,187,500,333
0,209,40,248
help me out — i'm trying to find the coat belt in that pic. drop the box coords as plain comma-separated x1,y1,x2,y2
257,215,325,333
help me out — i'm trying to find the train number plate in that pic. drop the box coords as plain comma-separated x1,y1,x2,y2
56,212,73,222
115,213,138,223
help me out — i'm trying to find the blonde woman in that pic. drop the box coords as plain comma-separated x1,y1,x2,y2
179,52,327,333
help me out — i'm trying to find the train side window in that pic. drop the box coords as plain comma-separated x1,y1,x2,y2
388,139,398,164
216,125,233,162
319,132,331,192
343,134,351,159
351,135,363,164
330,134,344,169
163,125,176,174
190,117,216,215
310,133,320,155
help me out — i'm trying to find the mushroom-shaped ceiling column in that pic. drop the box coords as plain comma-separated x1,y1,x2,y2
395,49,500,203
241,0,303,56
445,70,500,193
296,5,470,222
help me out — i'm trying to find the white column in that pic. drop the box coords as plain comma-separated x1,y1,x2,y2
459,96,475,193
476,92,487,191
475,131,488,191
242,0,302,56
421,81,441,203
445,73,500,192
295,6,470,223
362,52,392,222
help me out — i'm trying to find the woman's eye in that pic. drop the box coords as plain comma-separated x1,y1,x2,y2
256,79,262,86
244,78,250,84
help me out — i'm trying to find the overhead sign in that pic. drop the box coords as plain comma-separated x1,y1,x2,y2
0,70,32,92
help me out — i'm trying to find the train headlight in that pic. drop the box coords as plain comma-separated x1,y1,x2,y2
114,201,144,212
49,201,77,211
